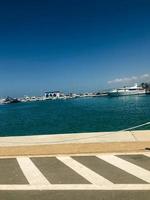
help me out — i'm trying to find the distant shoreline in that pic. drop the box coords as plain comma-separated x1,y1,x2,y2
0,82,150,104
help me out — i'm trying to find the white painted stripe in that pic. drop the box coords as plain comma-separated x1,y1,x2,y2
57,156,113,185
0,184,150,190
0,152,146,159
97,155,150,183
17,157,50,185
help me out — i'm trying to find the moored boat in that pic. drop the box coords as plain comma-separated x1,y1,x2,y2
108,83,146,97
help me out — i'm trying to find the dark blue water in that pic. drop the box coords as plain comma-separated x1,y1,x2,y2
0,95,150,136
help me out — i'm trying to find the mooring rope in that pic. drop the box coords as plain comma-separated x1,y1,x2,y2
120,121,150,131
0,122,149,145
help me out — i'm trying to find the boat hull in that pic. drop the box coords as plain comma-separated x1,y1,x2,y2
109,90,146,97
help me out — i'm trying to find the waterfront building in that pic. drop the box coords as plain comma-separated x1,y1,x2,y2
45,91,64,99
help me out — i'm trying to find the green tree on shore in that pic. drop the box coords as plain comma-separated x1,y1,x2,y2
141,82,150,91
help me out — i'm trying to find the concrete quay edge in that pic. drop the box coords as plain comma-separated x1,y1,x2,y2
0,141,149,156
0,130,149,156
0,130,149,146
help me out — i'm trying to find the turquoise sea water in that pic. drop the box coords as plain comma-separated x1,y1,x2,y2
0,95,150,136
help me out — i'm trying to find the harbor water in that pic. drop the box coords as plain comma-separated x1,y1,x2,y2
0,95,150,136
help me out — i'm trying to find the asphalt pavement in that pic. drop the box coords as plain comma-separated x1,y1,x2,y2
0,152,150,200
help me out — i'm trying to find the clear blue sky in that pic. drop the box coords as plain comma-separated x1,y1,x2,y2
0,0,150,97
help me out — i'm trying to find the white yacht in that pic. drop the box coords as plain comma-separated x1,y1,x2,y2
109,83,146,97
0,99,5,104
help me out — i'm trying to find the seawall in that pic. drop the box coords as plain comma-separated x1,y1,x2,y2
0,130,149,156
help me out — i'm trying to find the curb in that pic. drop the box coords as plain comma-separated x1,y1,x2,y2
0,141,150,156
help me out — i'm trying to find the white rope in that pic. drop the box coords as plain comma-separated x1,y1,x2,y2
0,122,149,145
120,122,150,131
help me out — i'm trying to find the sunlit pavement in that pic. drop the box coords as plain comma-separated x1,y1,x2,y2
0,152,150,200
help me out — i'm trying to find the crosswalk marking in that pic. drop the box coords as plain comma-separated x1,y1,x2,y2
97,155,150,183
17,157,50,185
0,184,150,190
0,152,148,191
57,156,113,186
